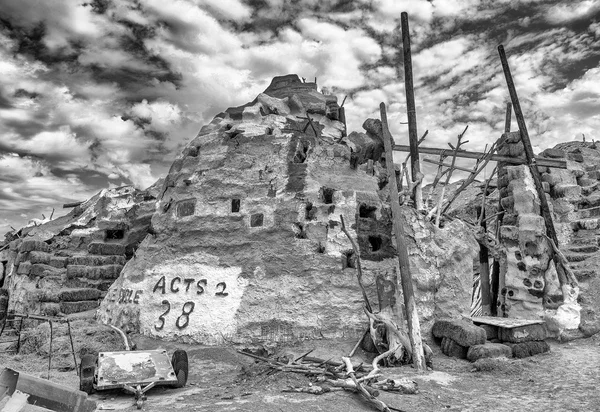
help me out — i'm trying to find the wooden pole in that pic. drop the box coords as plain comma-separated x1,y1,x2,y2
478,207,491,315
401,12,423,210
393,145,566,169
491,102,511,316
497,45,566,285
380,102,426,371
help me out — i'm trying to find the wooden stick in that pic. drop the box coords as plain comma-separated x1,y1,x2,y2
401,12,423,210
422,158,473,173
342,357,391,412
435,126,469,226
393,145,567,169
340,215,373,313
498,45,566,286
440,141,499,216
380,102,426,371
492,102,512,315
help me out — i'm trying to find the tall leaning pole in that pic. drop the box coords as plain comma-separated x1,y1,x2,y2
401,12,423,210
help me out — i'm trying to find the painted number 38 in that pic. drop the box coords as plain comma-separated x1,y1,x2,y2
153,281,229,331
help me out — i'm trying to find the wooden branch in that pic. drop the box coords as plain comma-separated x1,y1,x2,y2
340,215,373,313
498,45,566,287
62,201,83,208
422,158,473,173
380,102,426,371
440,140,499,216
434,126,469,227
478,165,498,227
342,357,391,412
393,145,567,169
401,12,423,211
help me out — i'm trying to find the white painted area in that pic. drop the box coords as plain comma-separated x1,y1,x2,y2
136,259,248,344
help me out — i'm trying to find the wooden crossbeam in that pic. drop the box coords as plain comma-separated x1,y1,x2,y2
393,144,566,169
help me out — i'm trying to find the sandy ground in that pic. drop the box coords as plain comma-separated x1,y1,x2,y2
2,332,600,412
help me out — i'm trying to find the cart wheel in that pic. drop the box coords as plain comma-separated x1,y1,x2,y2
79,354,97,395
171,349,188,388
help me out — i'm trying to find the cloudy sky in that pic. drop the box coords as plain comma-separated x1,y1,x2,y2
1,0,599,234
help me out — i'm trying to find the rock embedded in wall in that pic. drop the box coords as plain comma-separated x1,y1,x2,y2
99,75,479,346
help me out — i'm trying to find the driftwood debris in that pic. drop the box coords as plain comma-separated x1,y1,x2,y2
238,349,414,412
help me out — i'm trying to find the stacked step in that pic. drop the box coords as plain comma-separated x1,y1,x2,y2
433,318,550,362
13,239,125,316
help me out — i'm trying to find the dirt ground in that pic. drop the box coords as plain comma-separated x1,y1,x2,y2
2,330,600,412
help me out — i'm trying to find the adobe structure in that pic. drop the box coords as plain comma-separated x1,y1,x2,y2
0,184,159,318
97,75,478,345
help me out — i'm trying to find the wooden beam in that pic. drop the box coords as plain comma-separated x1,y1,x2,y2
393,144,567,169
422,158,473,173
380,102,426,371
401,12,423,210
498,45,566,286
491,102,512,316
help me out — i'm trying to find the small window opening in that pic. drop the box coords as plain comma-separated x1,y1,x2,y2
368,235,382,252
322,188,335,204
232,198,241,213
517,262,526,271
293,141,310,163
106,229,125,240
359,204,377,219
327,205,336,215
533,280,543,289
342,250,356,269
250,213,264,227
0,260,7,288
305,202,316,220
316,243,325,253
508,290,514,297
523,278,532,287
177,200,195,217
294,223,307,239
514,251,522,260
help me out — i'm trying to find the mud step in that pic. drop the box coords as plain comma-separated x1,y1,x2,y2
60,300,100,315
564,253,593,263
577,206,600,219
566,244,600,254
573,269,596,281
575,218,600,230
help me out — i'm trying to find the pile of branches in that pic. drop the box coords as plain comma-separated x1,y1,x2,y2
238,349,417,412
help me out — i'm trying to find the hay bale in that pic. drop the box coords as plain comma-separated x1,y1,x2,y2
508,341,550,358
28,251,52,264
467,343,512,362
479,324,498,340
49,256,68,268
31,290,59,303
66,265,90,279
89,265,123,280
14,252,27,266
16,262,32,275
58,288,102,302
60,300,99,315
432,319,487,347
88,242,125,256
19,239,50,253
30,264,61,277
498,324,547,343
440,337,468,359
41,302,61,316
69,255,126,266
